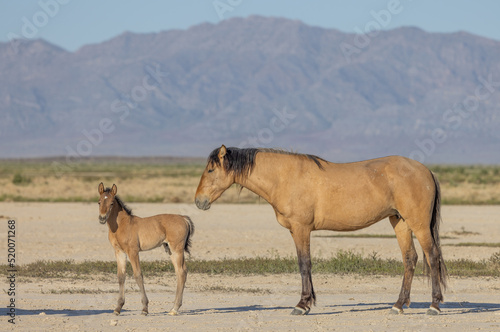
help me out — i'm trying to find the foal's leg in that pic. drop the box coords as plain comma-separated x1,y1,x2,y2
128,250,149,315
414,228,444,315
289,227,315,315
390,216,418,314
114,249,127,315
168,246,188,315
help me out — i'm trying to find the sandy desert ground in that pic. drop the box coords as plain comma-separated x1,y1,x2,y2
1,202,499,331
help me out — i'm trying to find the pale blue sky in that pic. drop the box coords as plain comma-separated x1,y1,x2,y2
1,0,499,51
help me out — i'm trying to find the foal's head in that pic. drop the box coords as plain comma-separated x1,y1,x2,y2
98,182,117,224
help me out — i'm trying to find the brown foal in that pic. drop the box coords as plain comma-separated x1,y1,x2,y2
98,183,194,316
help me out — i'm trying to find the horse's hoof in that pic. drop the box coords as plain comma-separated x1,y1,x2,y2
113,310,120,316
141,311,148,316
426,307,440,315
290,307,310,315
168,310,179,316
390,306,403,315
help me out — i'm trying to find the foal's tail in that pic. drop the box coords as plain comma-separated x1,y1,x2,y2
423,172,448,290
183,216,195,255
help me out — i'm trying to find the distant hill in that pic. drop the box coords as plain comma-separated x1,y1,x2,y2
1,16,499,163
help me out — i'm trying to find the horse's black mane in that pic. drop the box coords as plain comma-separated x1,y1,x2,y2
104,187,132,215
208,147,326,178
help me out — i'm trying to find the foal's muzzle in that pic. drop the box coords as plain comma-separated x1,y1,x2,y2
195,197,211,210
98,214,108,224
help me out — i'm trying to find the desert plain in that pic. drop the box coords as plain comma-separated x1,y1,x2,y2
1,202,499,331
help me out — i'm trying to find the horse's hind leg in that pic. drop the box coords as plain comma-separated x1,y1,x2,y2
414,228,444,315
128,250,149,315
114,249,127,315
390,216,418,314
168,246,187,315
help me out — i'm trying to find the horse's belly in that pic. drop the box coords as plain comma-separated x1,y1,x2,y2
137,231,166,251
315,207,393,232
317,217,384,231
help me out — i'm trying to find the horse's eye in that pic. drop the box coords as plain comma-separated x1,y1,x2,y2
208,169,214,173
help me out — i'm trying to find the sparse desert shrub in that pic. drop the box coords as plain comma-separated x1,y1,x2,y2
12,173,31,185
490,252,500,272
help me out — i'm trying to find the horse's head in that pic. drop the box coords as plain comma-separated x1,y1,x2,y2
98,182,117,224
195,145,235,210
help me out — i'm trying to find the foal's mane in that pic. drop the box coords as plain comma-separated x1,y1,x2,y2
208,147,326,179
104,187,132,215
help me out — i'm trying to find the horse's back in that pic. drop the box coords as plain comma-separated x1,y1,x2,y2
327,155,426,173
323,155,433,190
359,156,435,201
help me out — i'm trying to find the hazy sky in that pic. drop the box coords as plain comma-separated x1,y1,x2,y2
1,0,499,51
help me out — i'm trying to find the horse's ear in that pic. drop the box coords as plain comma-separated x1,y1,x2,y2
218,145,227,160
98,182,104,194
111,184,117,195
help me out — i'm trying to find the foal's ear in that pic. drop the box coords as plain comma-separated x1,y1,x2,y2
111,184,117,195
98,182,104,194
218,145,227,159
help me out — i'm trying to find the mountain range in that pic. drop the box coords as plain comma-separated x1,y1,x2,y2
1,16,499,163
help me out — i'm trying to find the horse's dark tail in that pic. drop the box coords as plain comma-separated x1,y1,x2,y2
423,172,448,290
183,216,195,255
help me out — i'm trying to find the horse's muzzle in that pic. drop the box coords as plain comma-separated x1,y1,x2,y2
98,215,107,224
195,197,211,210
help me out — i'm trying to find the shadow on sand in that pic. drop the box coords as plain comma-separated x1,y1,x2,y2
3,301,499,318
320,301,500,315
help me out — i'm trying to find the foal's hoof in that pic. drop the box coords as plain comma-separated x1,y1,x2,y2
141,310,148,316
390,306,404,315
426,307,440,315
113,310,120,316
168,309,179,316
290,307,310,315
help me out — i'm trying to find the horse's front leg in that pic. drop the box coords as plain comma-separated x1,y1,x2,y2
289,226,315,315
114,249,127,315
128,250,149,315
